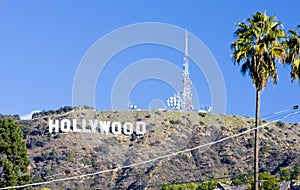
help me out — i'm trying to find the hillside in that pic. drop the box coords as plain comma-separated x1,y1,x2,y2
10,107,300,189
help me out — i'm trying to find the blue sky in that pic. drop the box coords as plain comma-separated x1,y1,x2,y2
0,1,299,122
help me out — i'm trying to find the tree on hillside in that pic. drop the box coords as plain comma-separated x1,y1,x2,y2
231,12,285,190
285,25,300,81
198,180,217,190
279,168,290,181
0,118,31,187
291,164,300,180
258,172,280,190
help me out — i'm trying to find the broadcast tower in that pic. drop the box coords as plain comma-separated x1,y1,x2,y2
181,30,193,111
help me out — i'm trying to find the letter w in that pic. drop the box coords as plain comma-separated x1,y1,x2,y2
99,121,111,134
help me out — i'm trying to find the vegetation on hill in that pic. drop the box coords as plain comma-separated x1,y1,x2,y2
0,118,31,188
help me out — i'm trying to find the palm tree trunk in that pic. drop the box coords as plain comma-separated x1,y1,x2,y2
254,89,260,190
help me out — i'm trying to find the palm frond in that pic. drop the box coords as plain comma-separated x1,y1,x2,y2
231,11,286,89
288,29,297,36
241,60,250,75
285,25,300,81
291,58,300,81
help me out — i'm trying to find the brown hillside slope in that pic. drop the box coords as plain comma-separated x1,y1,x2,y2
16,109,299,189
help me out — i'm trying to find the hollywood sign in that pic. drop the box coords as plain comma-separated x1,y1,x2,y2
48,119,146,135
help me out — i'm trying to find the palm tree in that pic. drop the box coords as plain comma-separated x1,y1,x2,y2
286,25,300,81
231,12,285,190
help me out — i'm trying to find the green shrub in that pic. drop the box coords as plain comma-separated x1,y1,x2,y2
276,121,285,128
67,152,75,162
231,173,248,185
248,172,280,190
198,112,207,117
169,119,180,124
291,164,300,180
198,180,217,190
279,168,290,181
259,145,272,154
161,182,199,190
262,177,279,190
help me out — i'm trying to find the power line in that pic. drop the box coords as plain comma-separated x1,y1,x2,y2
261,105,298,119
1,109,299,189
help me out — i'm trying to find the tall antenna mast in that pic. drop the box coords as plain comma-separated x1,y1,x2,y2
181,29,193,111
184,29,189,74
